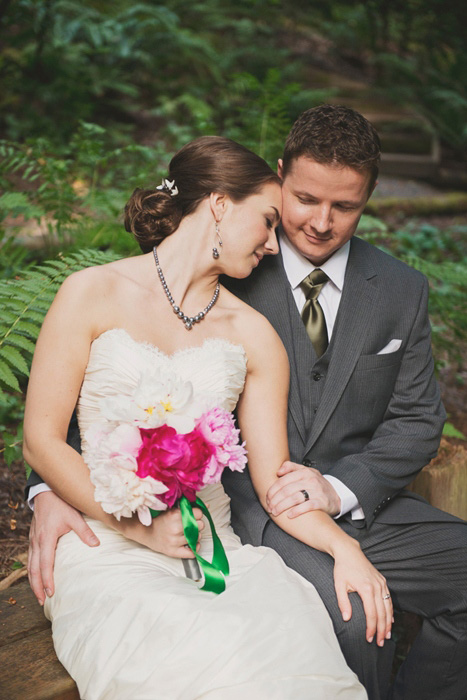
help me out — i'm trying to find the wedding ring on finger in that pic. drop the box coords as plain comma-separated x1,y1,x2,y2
383,593,391,600
300,489,310,503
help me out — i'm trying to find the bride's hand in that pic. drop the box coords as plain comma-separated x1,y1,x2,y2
141,507,205,558
332,539,393,648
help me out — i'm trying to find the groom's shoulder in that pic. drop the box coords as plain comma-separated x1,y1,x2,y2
352,236,426,286
221,254,279,301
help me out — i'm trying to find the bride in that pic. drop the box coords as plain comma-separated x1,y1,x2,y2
23,136,376,699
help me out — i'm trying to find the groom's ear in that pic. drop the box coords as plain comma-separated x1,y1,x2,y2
277,159,284,180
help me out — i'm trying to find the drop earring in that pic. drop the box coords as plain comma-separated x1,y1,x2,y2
212,221,223,259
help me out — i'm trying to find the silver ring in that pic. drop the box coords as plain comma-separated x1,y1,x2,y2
300,489,310,502
383,594,391,600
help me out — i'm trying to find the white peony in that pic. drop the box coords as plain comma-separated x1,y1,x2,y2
89,464,168,522
86,418,168,524
98,369,202,434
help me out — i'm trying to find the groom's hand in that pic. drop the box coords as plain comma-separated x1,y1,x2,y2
266,461,341,518
28,491,99,605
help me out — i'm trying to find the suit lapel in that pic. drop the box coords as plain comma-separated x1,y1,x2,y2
304,237,379,454
245,254,308,445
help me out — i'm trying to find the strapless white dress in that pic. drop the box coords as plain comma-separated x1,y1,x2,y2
45,329,366,700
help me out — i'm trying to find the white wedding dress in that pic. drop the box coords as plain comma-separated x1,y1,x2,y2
45,328,366,700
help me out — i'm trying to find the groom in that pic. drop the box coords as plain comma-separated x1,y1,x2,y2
26,106,467,700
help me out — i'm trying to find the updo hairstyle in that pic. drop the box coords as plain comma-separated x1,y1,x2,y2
124,136,280,253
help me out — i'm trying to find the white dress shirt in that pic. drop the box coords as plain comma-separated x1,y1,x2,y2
280,234,364,520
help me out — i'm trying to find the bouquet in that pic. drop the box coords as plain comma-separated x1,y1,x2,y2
84,369,247,593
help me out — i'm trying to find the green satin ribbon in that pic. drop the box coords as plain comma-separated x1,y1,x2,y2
150,495,229,594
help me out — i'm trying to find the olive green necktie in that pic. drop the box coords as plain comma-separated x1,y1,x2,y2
300,269,329,357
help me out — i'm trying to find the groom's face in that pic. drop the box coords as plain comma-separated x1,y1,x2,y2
278,156,373,266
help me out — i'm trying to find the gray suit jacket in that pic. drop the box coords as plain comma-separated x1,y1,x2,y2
222,236,455,546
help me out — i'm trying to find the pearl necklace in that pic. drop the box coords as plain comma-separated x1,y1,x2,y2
152,246,220,331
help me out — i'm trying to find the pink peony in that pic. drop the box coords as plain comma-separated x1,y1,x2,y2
196,408,247,482
136,425,214,507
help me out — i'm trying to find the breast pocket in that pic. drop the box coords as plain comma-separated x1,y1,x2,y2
355,349,403,371
351,350,403,422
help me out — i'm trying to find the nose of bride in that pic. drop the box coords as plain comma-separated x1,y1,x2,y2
264,230,279,255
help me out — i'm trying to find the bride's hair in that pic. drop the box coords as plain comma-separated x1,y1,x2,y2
124,136,280,253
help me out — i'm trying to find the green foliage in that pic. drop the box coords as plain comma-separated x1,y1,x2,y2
0,193,43,223
356,214,389,240
0,231,33,280
0,1,220,143
373,52,467,151
0,248,120,397
1,0,465,155
405,256,467,366
0,393,25,467
1,0,308,149
359,216,467,372
311,1,466,151
0,123,171,253
391,223,466,263
442,422,466,440
222,69,336,166
1,425,23,467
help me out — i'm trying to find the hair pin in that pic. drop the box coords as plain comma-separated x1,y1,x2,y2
156,178,179,197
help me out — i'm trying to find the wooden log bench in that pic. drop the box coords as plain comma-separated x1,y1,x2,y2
407,439,467,520
0,580,79,700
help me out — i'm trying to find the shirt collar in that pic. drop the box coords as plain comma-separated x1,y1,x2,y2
279,232,350,292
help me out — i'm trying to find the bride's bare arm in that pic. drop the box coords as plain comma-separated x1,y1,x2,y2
23,270,202,561
237,315,392,647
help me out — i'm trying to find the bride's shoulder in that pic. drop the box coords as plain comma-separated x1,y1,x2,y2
220,285,266,323
220,286,286,364
58,255,143,297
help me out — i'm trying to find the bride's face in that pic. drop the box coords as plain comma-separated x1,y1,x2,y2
221,182,282,278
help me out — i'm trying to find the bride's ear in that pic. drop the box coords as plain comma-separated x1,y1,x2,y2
209,192,228,222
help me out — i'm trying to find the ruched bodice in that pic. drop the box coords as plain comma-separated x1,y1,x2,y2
78,328,247,436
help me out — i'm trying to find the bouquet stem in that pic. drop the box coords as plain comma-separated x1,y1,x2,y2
182,559,202,581
152,496,229,593
179,496,229,593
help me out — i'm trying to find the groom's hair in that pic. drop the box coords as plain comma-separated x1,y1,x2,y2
282,104,381,191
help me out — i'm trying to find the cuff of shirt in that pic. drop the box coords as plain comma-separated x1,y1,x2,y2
323,475,365,520
28,482,52,511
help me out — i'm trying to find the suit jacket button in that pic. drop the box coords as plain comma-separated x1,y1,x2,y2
313,373,323,381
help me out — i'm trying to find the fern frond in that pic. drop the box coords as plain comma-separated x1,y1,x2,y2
0,344,30,376
4,333,36,354
0,247,120,396
0,362,21,392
